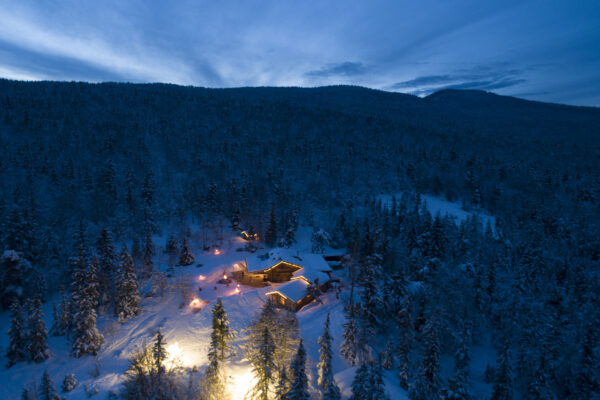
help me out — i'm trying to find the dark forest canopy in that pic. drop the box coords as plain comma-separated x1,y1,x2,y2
0,78,598,271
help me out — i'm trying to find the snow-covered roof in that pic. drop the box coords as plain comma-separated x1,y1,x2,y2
245,248,304,272
266,279,310,303
291,253,332,284
245,248,332,284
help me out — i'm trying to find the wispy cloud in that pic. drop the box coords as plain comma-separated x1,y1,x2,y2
305,62,368,78
390,66,526,96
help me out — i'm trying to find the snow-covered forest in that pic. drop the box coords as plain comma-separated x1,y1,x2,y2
0,80,599,399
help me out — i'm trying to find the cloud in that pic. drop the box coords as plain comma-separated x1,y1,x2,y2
305,62,368,78
389,66,526,96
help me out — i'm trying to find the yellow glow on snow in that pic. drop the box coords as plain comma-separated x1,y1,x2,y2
164,342,194,368
189,297,202,309
197,274,206,281
214,248,222,255
230,369,255,399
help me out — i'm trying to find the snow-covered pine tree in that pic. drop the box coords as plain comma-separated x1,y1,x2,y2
274,367,291,400
317,313,341,400
381,338,394,370
39,370,61,400
205,299,234,400
490,338,513,400
359,254,384,332
422,316,441,394
115,247,141,321
178,236,194,266
341,304,359,366
142,230,155,278
6,298,27,367
349,363,370,400
0,250,28,309
72,257,104,357
349,363,391,400
285,340,310,400
396,295,413,389
249,327,276,400
61,373,77,393
27,294,49,363
165,234,178,255
443,329,471,400
54,285,71,337
311,228,331,254
96,227,117,306
265,205,277,247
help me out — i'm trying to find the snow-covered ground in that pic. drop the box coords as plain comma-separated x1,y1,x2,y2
0,227,406,399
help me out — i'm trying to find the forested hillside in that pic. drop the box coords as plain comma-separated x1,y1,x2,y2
1,79,599,398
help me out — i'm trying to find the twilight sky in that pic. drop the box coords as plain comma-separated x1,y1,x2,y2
0,0,599,106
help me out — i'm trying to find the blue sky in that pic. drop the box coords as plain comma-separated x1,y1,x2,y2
0,0,598,106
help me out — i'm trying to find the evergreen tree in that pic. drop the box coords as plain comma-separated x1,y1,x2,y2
443,331,471,400
27,294,49,363
341,305,360,366
265,205,278,247
142,230,155,278
0,250,28,309
274,368,291,400
360,254,384,331
249,327,276,400
318,313,341,400
422,316,441,394
381,338,394,370
349,363,390,400
96,227,117,305
115,247,141,320
178,237,195,266
39,370,61,400
285,340,310,400
61,373,77,393
50,286,71,337
6,298,27,367
490,339,513,400
205,299,233,400
72,257,104,357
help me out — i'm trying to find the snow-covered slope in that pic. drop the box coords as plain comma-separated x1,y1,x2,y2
0,228,402,399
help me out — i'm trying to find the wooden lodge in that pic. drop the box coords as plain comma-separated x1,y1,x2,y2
233,248,338,310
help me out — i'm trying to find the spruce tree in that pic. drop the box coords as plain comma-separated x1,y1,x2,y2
265,205,277,247
422,317,441,394
341,304,359,366
443,331,471,400
359,254,383,331
142,230,155,278
249,327,276,400
72,257,104,357
317,313,341,400
349,363,389,400
96,227,117,305
115,247,141,320
27,294,49,363
349,364,370,400
6,298,27,367
0,250,26,309
52,285,71,337
490,338,513,400
61,373,77,393
274,368,291,400
39,370,61,400
285,340,310,400
205,299,233,400
178,237,195,266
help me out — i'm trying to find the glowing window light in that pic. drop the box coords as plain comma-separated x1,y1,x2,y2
235,284,240,294
197,274,206,281
214,249,222,255
223,272,228,280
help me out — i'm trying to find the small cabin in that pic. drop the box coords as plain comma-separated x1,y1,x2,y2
266,279,314,311
241,230,259,241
